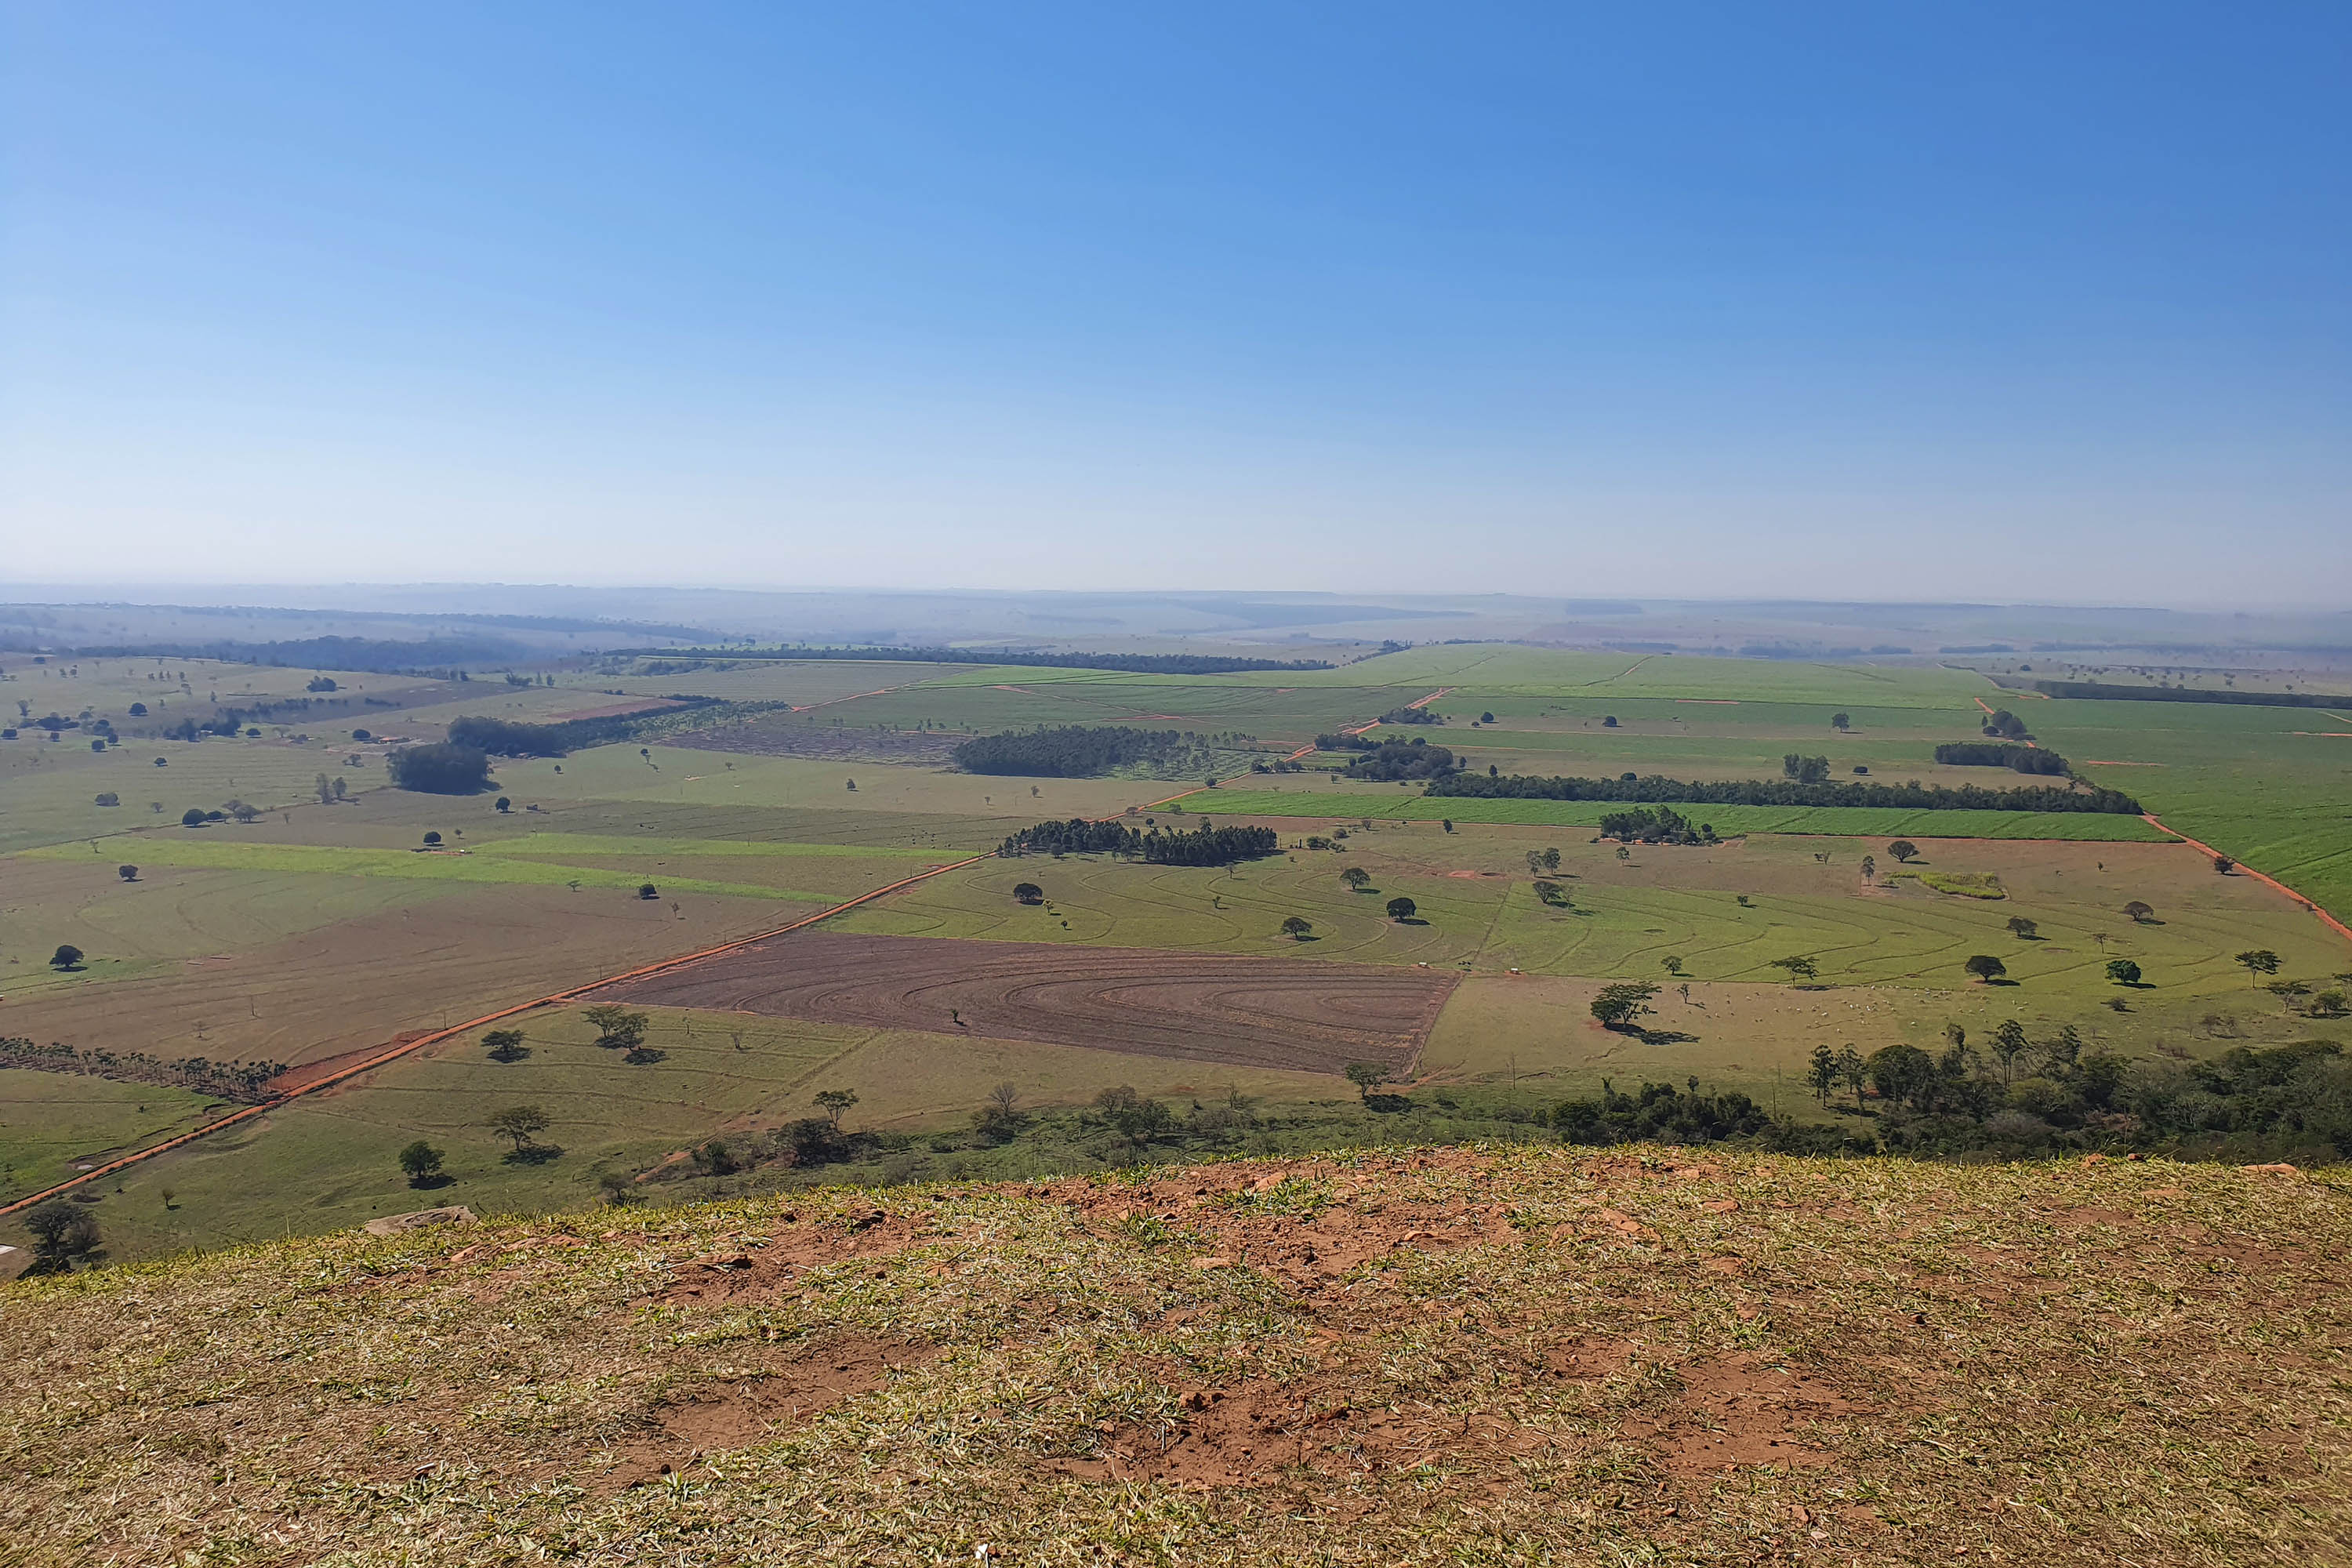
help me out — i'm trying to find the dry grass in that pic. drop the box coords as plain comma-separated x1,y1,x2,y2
5,1145,2349,1566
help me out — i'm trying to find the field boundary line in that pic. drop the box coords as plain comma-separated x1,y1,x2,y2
0,850,993,1218
2140,814,2352,949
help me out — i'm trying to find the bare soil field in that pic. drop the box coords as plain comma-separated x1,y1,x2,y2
594,930,1457,1073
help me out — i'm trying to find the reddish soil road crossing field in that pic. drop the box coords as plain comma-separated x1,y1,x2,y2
590,931,1459,1075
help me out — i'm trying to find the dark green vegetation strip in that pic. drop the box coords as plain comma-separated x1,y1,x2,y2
1192,789,2169,839
622,644,1334,674
1428,771,2140,813
952,725,1243,778
999,818,1281,864
2035,679,2352,708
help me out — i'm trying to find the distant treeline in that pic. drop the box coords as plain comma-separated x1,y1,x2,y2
1340,738,1461,781
1933,742,2071,775
951,725,1251,778
1426,771,2141,814
65,635,537,673
2034,679,2352,709
0,1036,285,1103
1315,732,1377,751
446,699,723,758
626,644,1332,676
997,818,1281,866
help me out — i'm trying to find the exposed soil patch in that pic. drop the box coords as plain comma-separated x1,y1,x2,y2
593,932,1458,1074
655,1206,935,1305
597,1334,939,1492
1631,1353,1853,1475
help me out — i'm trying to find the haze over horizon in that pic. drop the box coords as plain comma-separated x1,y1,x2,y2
5,4,2347,603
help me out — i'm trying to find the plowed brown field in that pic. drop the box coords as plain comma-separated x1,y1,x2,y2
591,931,1457,1074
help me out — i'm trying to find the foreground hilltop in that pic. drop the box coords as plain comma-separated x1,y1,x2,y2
6,1146,2348,1566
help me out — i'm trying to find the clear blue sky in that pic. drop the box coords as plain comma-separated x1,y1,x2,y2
3,2,2347,603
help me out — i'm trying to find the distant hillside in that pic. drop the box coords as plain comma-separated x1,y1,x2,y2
6,1147,2347,1566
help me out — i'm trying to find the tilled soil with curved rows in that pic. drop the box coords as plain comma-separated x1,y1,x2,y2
590,930,1457,1073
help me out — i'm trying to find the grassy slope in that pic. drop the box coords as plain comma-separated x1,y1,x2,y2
6,1146,2347,1566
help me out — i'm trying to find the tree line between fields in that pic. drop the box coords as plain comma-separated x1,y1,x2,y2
1426,770,2141,814
0,1036,285,1102
383,702,725,792
996,818,1280,866
611,645,1334,676
950,725,1254,779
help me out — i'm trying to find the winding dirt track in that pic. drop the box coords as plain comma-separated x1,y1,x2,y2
590,931,1457,1074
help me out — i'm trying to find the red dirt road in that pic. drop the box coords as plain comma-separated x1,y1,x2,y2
589,931,1458,1075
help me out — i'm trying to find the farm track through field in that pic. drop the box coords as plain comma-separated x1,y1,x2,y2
0,688,1463,1214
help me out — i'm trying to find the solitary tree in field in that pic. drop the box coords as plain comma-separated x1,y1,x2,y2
485,1105,550,1152
1964,953,2008,984
423,831,442,846
2122,901,2155,924
1766,954,1817,982
1831,712,1850,731
1011,882,1044,905
482,1028,529,1062
1590,981,1661,1030
2106,958,2143,985
116,865,137,882
1887,840,1920,865
49,945,84,971
2212,855,2234,875
2235,949,2282,980
1860,855,1876,880
1532,879,1566,906
1385,895,1417,921
637,882,659,899
398,1141,445,1186
1341,866,1371,891
180,808,205,826
1343,1061,1390,1101
1541,847,1562,871
1281,915,1313,941
495,797,511,813
2006,916,2038,940
1661,954,1684,975
813,1087,858,1130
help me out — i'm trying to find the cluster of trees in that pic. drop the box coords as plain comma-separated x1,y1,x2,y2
1426,770,2140,814
951,726,1248,779
1548,1080,1832,1149
1980,708,2031,740
0,1035,285,1102
1935,742,2070,775
622,644,1333,676
1780,753,1831,784
995,818,1281,866
1378,706,1443,725
445,699,722,757
388,742,492,794
1314,732,1379,751
1595,805,1720,844
2031,679,2352,709
19,1201,103,1273
1340,738,1460,781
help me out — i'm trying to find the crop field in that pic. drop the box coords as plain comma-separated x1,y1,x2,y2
1192,788,2170,840
7,639,2350,1267
596,931,1457,1075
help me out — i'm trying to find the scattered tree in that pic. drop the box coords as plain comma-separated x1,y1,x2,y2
2122,900,2156,924
2105,957,2143,985
482,1028,529,1062
485,1105,550,1152
1766,954,1817,982
23,1201,100,1271
1887,840,1919,864
495,796,511,813
398,1140,446,1186
2006,915,2038,940
93,792,119,808
2212,855,2234,875
1343,1061,1390,1101
116,865,137,882
1806,1043,1839,1102
2235,949,2282,980
1860,854,1876,880
1831,712,1850,731
1280,915,1313,940
1340,866,1372,891
423,831,442,846
1964,953,2008,984
1011,881,1044,905
1590,981,1661,1030
1384,895,1417,921
813,1087,858,1130
49,945,84,971
582,1004,648,1050
180,808,206,827
1661,954,1684,975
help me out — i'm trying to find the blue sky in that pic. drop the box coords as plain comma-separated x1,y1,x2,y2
3,2,2347,603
